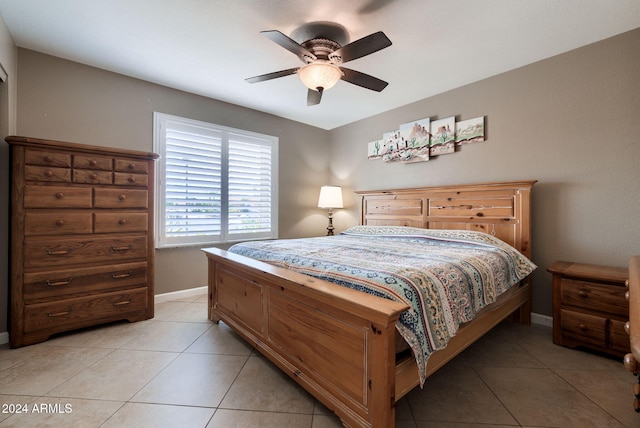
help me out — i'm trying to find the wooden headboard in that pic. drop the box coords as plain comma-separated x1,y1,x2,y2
356,180,536,258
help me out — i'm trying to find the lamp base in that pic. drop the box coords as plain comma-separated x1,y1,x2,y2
326,209,335,236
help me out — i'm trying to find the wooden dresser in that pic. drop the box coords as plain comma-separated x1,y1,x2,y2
548,261,630,357
7,136,159,348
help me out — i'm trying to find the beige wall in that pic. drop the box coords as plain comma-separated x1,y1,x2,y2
11,49,330,299
0,14,17,338
329,28,640,316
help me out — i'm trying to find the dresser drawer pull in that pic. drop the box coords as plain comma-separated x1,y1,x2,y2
89,173,98,180
112,300,131,306
44,155,54,163
579,324,588,331
44,170,54,177
48,310,71,317
111,245,132,252
46,247,73,256
118,219,127,225
119,194,127,201
46,278,73,287
128,163,135,170
111,271,132,279
56,219,65,227
127,176,136,183
89,160,98,167
626,321,631,335
55,192,64,199
578,290,589,298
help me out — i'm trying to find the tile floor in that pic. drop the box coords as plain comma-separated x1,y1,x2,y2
0,292,638,427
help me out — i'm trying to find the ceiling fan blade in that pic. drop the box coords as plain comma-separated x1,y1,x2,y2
340,67,388,92
307,88,323,106
261,30,316,61
245,67,299,83
330,31,391,64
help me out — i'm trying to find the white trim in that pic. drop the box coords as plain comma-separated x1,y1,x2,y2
0,331,9,345
531,312,553,328
154,286,208,304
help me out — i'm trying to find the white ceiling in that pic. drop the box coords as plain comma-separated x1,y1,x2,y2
1,0,639,130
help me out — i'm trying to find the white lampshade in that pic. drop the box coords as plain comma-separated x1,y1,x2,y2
298,62,343,91
318,186,343,209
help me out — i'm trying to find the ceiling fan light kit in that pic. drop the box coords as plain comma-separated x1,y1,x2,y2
298,62,343,91
245,23,392,106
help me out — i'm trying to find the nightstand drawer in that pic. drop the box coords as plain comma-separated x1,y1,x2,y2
560,278,627,315
560,309,606,347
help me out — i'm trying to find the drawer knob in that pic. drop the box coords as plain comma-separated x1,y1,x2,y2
112,271,132,279
44,155,54,162
55,192,64,199
127,176,136,183
119,194,127,201
90,173,98,180
578,290,588,298
46,278,73,287
627,291,630,301
44,170,54,177
627,279,630,290
626,321,631,335
55,219,65,227
579,323,588,331
112,300,131,306
46,247,73,256
89,160,97,167
128,163,135,170
118,219,127,225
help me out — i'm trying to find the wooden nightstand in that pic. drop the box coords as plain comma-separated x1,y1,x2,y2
548,261,629,357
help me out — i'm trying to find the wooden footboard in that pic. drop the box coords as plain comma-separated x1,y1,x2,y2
204,248,409,428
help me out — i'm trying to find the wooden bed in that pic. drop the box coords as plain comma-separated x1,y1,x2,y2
203,180,536,427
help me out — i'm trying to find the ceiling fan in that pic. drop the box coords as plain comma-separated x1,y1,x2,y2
245,24,392,106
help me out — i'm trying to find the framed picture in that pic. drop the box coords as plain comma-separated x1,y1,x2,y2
455,116,485,145
430,116,455,155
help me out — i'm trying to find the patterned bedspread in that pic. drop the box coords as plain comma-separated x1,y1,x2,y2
229,225,536,385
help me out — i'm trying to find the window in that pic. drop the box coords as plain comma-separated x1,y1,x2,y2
153,112,278,248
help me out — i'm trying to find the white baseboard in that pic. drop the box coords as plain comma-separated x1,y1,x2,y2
531,312,553,328
0,331,8,346
154,286,208,304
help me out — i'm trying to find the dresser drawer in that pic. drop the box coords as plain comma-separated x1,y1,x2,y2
73,154,112,170
73,169,113,184
24,165,71,183
114,172,148,187
23,262,147,302
23,287,149,333
24,185,92,209
560,309,606,347
560,278,627,315
115,158,148,174
24,235,148,268
94,212,148,233
25,148,71,167
25,211,93,236
94,188,148,208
